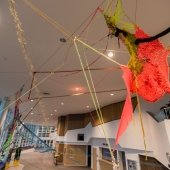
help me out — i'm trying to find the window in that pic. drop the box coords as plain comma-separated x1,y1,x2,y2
77,134,84,141
101,148,118,162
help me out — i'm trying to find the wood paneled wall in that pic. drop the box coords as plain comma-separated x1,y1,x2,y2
55,143,64,162
63,145,87,166
57,114,88,136
92,148,97,170
57,97,137,136
66,114,89,130
57,116,66,136
90,97,137,126
139,155,169,170
99,159,114,170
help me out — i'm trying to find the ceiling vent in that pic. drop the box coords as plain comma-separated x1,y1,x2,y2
42,92,50,95
59,37,67,43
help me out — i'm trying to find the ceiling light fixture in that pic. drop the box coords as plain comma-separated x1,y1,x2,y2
110,93,114,96
31,99,34,102
107,51,115,58
70,86,85,93
72,93,83,96
31,112,34,115
86,105,90,108
61,102,64,106
75,87,80,91
54,109,57,112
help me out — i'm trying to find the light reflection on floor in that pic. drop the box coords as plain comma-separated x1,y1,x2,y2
8,151,91,170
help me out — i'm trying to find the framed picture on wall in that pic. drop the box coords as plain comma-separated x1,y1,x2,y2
127,159,137,170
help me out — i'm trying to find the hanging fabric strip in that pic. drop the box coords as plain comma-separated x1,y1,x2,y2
115,66,133,145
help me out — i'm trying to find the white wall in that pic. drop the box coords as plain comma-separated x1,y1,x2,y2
55,102,170,168
147,114,170,167
164,120,170,145
91,146,100,170
57,111,153,151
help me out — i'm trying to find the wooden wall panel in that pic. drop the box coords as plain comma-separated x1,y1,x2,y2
58,113,91,136
63,145,87,166
57,116,66,136
99,159,113,170
84,113,91,127
90,97,137,127
55,143,64,162
67,114,86,130
92,148,97,170
139,155,169,170
57,97,137,134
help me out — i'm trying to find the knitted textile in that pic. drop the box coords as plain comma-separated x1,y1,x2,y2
130,27,170,102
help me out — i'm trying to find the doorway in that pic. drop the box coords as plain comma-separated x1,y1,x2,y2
88,145,91,167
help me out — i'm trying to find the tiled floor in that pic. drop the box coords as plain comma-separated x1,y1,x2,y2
19,151,91,170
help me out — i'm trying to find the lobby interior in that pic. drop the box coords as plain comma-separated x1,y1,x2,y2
0,0,170,169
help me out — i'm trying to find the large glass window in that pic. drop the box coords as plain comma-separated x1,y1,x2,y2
38,126,55,138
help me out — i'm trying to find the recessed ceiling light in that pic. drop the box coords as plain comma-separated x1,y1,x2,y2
110,93,114,96
31,107,33,110
61,102,64,106
70,86,85,93
107,51,115,58
75,87,80,91
31,112,34,115
86,105,90,108
72,93,83,96
31,99,34,102
54,109,57,112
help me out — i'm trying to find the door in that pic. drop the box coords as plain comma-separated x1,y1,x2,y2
93,148,97,170
88,145,91,167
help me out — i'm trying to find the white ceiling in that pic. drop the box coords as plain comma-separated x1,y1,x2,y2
0,0,170,125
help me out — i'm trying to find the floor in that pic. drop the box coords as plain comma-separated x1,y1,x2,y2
17,151,91,170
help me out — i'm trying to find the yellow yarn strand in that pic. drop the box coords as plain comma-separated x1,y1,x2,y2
135,77,147,159
131,110,138,141
1,64,64,118
84,54,116,164
8,0,52,124
9,0,64,125
78,16,110,140
74,39,118,169
75,37,124,67
22,0,71,38
136,94,147,158
105,0,115,14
